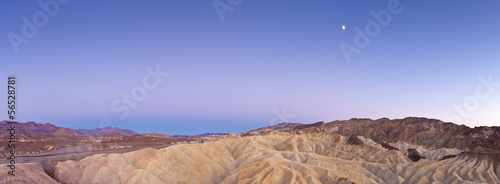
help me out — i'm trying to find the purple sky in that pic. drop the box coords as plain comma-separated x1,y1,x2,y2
1,0,499,134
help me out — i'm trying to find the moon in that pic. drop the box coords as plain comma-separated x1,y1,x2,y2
342,25,345,30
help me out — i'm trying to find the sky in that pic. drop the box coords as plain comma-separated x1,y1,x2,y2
1,0,499,135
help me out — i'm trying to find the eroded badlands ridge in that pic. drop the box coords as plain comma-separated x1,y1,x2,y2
245,117,500,152
51,132,500,184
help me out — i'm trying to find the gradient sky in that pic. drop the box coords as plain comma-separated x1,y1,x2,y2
1,0,499,135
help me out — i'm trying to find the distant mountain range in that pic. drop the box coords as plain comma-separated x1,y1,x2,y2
3,117,499,158
0,121,201,158
0,121,138,136
170,133,230,138
75,127,138,136
0,121,229,138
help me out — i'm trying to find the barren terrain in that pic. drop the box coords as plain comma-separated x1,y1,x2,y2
1,118,499,184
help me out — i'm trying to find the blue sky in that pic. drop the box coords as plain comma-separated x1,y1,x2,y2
1,0,499,135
